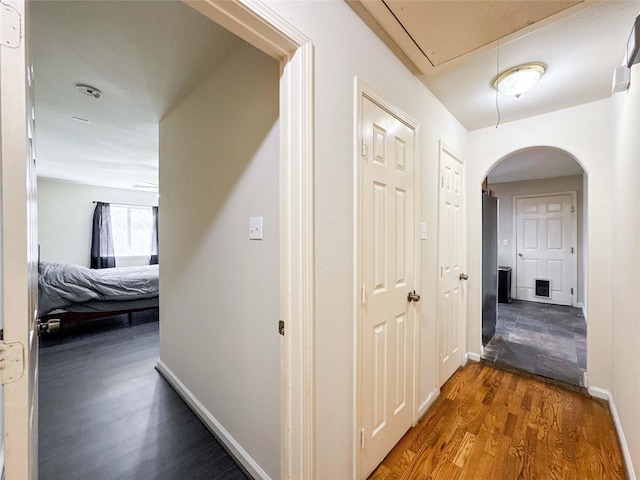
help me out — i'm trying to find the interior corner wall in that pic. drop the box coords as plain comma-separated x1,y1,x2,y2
611,62,640,478
489,175,585,305
37,179,157,267
264,3,468,478
468,98,614,393
158,41,280,479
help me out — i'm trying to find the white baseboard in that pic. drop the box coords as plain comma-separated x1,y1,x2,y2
155,360,271,480
588,386,636,480
580,304,587,323
465,352,481,363
418,388,440,419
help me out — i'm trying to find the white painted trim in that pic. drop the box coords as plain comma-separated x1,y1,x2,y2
511,191,578,307
418,388,440,419
353,79,420,480
1,442,5,480
587,387,637,480
465,352,481,363
156,360,270,480
179,3,316,479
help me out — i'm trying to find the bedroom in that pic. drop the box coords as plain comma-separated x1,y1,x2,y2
31,1,280,478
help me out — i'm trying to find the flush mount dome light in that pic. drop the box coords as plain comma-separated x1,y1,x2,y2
75,83,102,99
493,63,546,98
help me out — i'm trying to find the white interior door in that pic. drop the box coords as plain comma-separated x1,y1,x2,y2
437,143,465,387
1,0,39,478
360,94,416,478
516,194,574,306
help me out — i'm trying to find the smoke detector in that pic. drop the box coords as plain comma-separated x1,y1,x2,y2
75,83,102,99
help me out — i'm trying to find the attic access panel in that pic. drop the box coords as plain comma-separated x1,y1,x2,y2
380,0,584,67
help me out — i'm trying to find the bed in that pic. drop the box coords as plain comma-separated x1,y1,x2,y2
38,262,159,327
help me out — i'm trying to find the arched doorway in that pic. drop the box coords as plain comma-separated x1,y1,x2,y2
480,147,588,387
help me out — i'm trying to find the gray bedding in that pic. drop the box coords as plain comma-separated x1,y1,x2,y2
38,262,159,317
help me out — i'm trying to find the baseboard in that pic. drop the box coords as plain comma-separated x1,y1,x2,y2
1,442,4,480
588,386,636,480
465,351,481,363
155,360,271,480
418,388,440,419
581,304,587,323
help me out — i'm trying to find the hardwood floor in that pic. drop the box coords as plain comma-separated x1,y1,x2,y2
369,362,627,480
39,311,248,480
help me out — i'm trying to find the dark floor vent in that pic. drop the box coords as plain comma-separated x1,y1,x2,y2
535,279,551,298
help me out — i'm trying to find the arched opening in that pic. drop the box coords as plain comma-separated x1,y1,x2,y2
480,147,588,388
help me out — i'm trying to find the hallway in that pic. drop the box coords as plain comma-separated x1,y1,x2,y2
482,300,586,387
369,362,625,479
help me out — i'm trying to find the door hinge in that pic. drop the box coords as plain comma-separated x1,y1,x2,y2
571,288,574,295
361,428,365,449
361,137,366,156
278,320,284,336
571,206,575,213
361,285,366,304
571,247,574,253
1,3,21,49
0,341,25,385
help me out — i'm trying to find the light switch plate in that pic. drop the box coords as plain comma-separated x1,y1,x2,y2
503,239,509,246
420,222,427,240
249,217,263,240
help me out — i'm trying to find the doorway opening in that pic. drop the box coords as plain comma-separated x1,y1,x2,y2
480,147,587,388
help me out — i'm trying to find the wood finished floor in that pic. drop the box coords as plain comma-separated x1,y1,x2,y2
369,362,627,480
39,312,248,480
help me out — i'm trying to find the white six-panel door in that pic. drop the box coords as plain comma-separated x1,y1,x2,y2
516,194,574,306
437,143,465,387
359,93,417,479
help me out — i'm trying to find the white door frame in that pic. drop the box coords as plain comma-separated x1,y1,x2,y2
512,190,578,307
436,140,467,387
354,79,421,480
184,2,315,478
3,0,316,478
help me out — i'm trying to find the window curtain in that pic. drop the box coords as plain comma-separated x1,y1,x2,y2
150,206,159,265
90,202,116,269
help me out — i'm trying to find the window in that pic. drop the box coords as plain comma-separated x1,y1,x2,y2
110,205,154,257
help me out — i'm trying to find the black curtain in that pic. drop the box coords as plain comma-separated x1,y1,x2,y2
90,202,116,269
150,206,159,265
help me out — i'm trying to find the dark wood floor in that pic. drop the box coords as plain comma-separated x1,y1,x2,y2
369,362,627,480
39,311,248,480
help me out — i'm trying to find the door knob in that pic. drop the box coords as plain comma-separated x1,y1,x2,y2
407,290,421,302
459,273,469,281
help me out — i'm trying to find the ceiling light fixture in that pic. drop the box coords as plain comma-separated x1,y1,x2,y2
75,83,102,99
493,63,546,98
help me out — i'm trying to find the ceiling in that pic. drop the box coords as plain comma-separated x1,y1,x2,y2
32,1,640,190
31,0,242,191
488,148,584,184
353,0,640,131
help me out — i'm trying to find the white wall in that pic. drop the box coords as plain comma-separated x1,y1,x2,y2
489,175,585,305
468,99,615,394
264,3,468,478
611,62,640,477
37,179,157,267
160,2,469,478
158,42,280,478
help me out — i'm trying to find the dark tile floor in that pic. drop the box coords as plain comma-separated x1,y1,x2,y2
482,300,587,387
